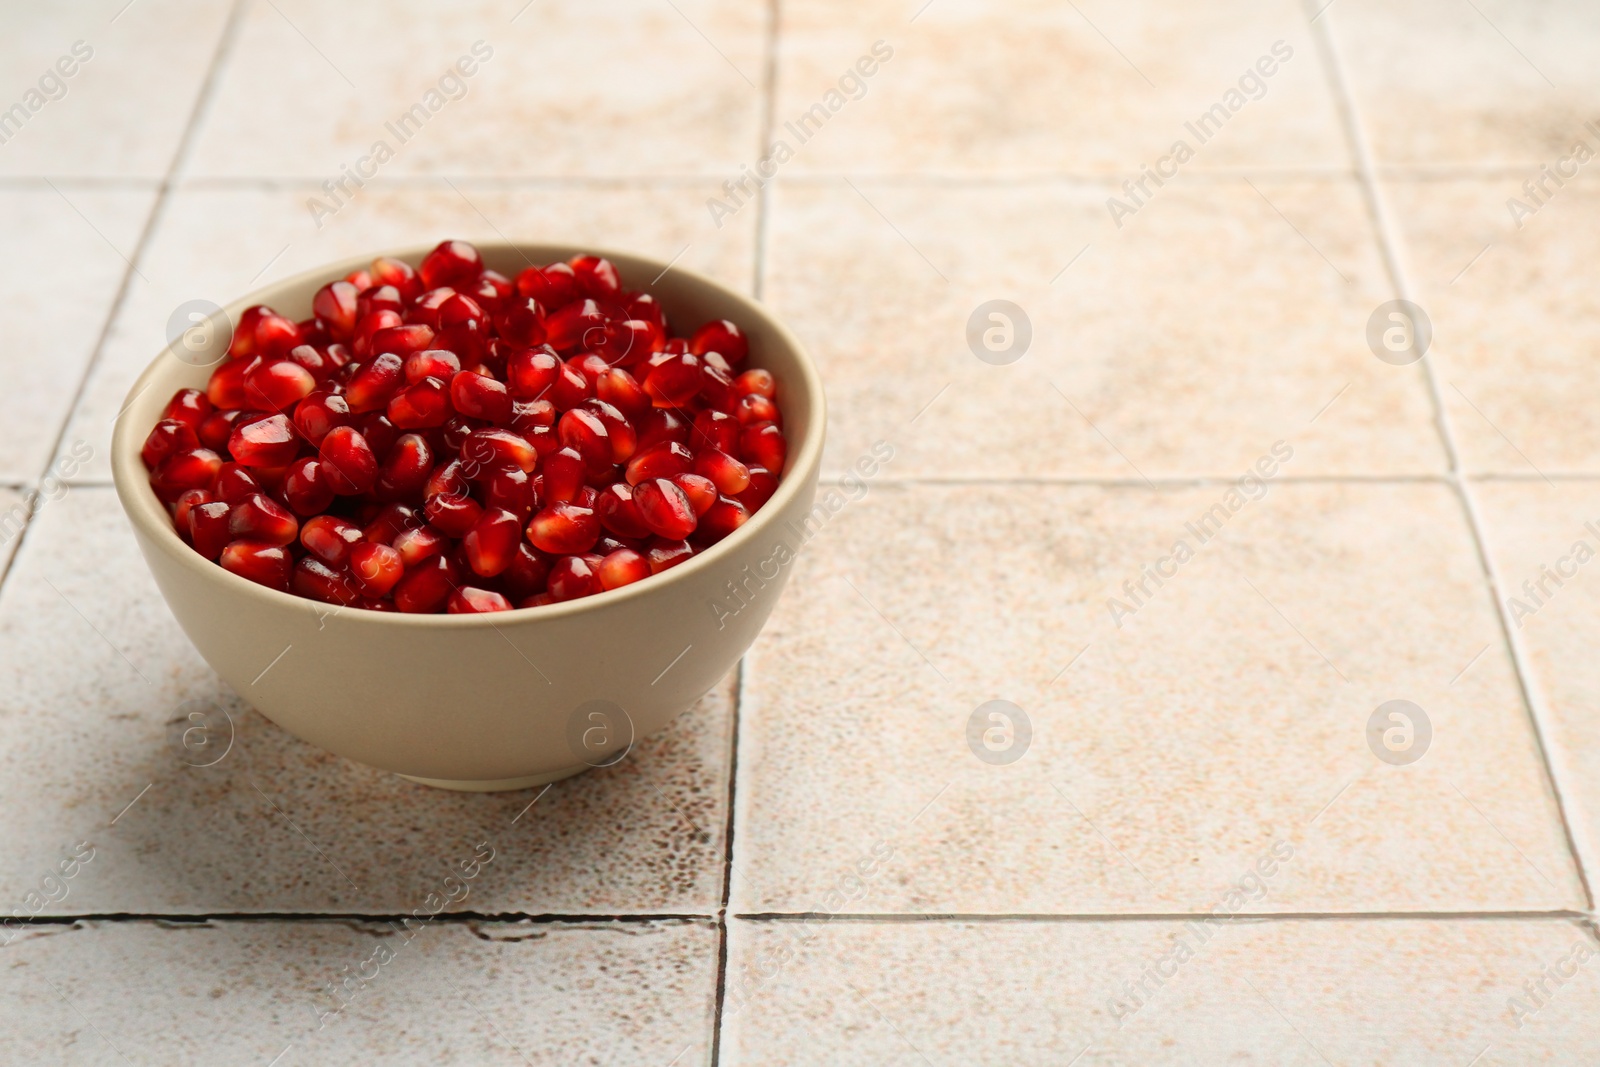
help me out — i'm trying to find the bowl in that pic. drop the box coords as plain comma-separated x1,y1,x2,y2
111,243,824,791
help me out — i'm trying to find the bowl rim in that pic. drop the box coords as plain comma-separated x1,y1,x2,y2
111,241,826,628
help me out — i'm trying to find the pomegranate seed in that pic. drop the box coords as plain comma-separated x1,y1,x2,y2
228,492,298,546
742,423,787,472
346,268,374,290
345,353,405,412
212,462,263,505
511,397,557,436
404,348,461,384
301,514,365,566
451,371,512,422
352,309,404,357
546,554,601,601
485,467,535,521
424,490,483,538
292,389,351,445
737,466,779,511
596,367,650,421
595,482,651,539
207,356,256,409
189,501,233,559
244,359,315,412
673,473,717,516
636,408,690,450
645,538,694,573
375,433,433,501
228,306,268,359
448,587,512,613
735,393,780,427
392,524,447,567
693,448,751,494
419,240,483,290
691,319,749,365
461,427,538,476
369,323,436,358
503,542,551,599
627,291,666,329
312,281,360,340
293,557,363,606
219,540,292,591
362,503,419,545
626,440,693,485
549,361,592,410
558,407,611,468
318,426,378,495
349,542,405,597
356,412,399,461
228,414,300,468
568,254,622,300
697,496,750,544
161,389,212,433
540,446,585,504
735,368,776,398
198,409,246,452
371,256,422,301
286,344,333,380
516,262,578,307
172,488,210,537
507,346,560,399
546,299,607,355
283,457,337,515
462,508,522,577
141,418,199,469
408,287,457,330
392,553,461,613
494,297,546,348
643,353,702,408
633,477,698,540
387,376,451,429
437,292,486,334
583,399,637,462
526,502,600,555
692,410,740,454
357,284,405,319
597,547,650,590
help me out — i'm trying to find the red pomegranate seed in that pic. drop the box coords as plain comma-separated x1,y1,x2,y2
448,587,512,614
198,409,245,452
494,297,546,347
735,393,781,427
546,554,601,602
392,553,461,613
735,368,775,398
345,268,374,290
348,542,404,597
362,503,419,545
375,433,433,500
161,388,212,433
596,367,650,421
633,477,698,540
692,410,740,454
369,323,436,359
357,284,405,319
318,426,378,495
451,371,512,422
392,524,447,567
345,353,405,412
356,412,398,462
172,488,209,537
387,376,451,429
371,256,422,301
694,448,751,494
408,287,457,330
141,418,199,469
245,359,315,412
643,352,702,408
352,309,404,357
283,457,336,515
228,413,301,469
292,389,351,445
636,408,690,449
691,319,749,365
516,262,578,307
511,397,556,436
424,491,483,538
742,424,787,472
549,361,592,410
212,462,262,505
540,446,585,504
228,306,268,359
581,399,637,462
286,344,333,380
253,311,299,359
595,482,651,539
461,427,538,477
627,291,666,328
645,538,694,573
698,496,750,543
737,466,779,511
301,514,364,566
485,467,535,521
189,501,233,559
293,557,363,606
558,407,610,468
207,356,256,409
404,348,461,383
625,440,693,486
503,542,551,599
546,299,607,355
312,281,360,340
597,547,650,590
219,540,292,591
419,240,483,290
437,292,486,334
568,254,621,300
526,502,600,555
673,473,717,517
476,269,513,307
462,507,522,577
507,346,560,399
228,492,298,546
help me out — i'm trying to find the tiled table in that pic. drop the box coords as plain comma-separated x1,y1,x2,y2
4,0,1600,1063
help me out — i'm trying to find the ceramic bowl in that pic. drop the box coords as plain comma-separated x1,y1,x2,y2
111,243,823,791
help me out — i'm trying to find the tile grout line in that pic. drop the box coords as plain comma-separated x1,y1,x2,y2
711,3,782,1062
0,0,250,603
1308,0,1599,911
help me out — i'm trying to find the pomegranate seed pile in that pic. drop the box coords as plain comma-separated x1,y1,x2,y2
141,240,785,614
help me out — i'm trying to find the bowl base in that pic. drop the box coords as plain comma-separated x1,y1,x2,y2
398,763,591,793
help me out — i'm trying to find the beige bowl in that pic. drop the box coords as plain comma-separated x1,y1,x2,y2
111,244,823,791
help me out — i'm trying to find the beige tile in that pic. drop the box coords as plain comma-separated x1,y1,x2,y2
1385,178,1600,475
1327,0,1600,167
59,180,756,483
721,917,1600,1064
763,177,1444,480
1476,479,1600,874
769,0,1348,177
0,0,232,178
0,488,29,576
0,488,734,914
0,184,154,482
183,0,765,179
1,919,717,1064
730,481,1581,914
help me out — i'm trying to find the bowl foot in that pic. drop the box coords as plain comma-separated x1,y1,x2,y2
397,763,592,793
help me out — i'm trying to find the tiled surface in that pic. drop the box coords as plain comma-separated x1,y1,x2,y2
4,0,1600,1062
2,919,718,1065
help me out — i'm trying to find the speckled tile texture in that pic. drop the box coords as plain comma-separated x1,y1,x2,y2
4,0,1600,1061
